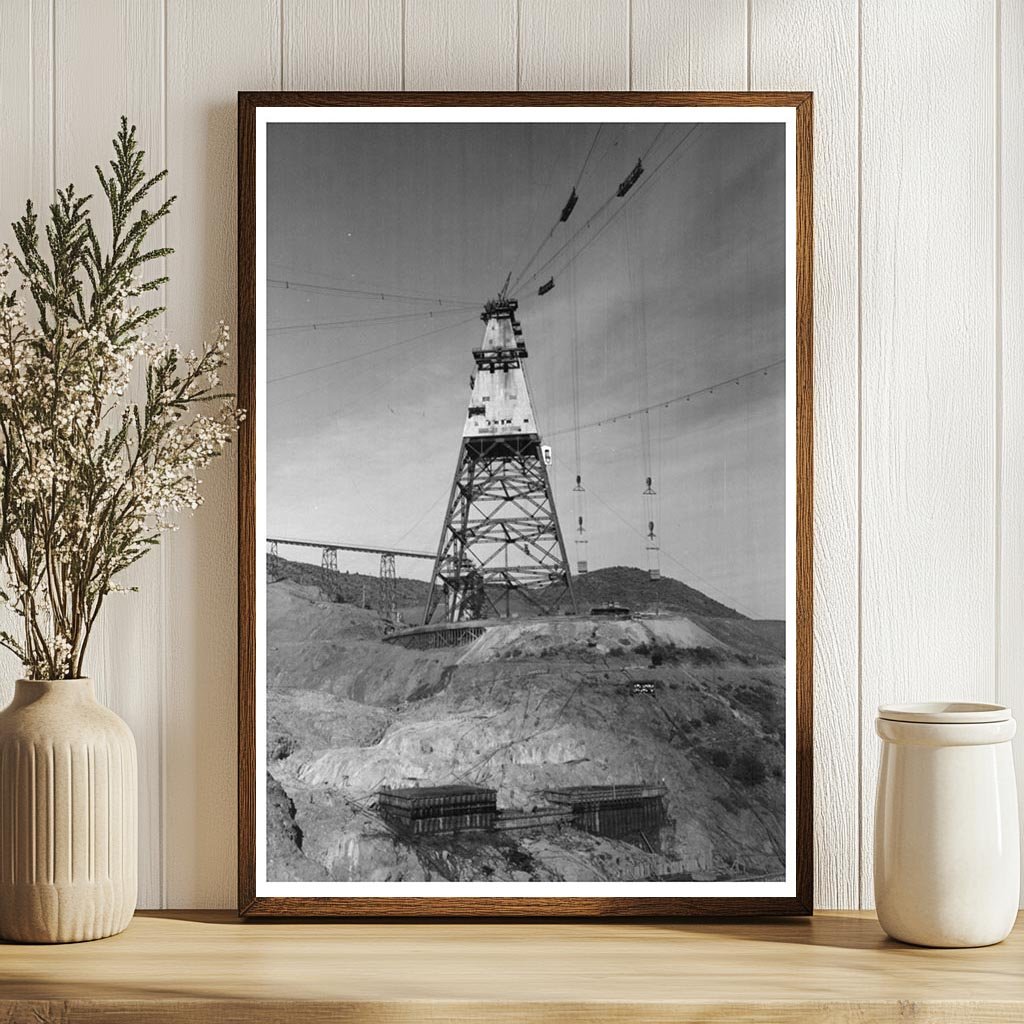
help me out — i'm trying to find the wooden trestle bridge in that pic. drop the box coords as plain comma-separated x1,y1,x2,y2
266,536,433,631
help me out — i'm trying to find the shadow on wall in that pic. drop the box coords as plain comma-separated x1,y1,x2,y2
162,99,241,905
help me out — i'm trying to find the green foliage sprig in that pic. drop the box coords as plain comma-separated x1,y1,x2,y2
0,118,241,679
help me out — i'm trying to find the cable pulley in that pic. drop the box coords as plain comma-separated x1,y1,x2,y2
617,158,644,197
560,188,579,222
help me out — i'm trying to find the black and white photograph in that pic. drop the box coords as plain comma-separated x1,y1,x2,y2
252,104,800,903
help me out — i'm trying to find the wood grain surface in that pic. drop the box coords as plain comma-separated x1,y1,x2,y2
405,0,517,91
631,0,747,92
1000,0,1024,913
283,0,402,91
164,0,281,911
750,0,860,913
857,0,999,910
51,0,167,912
519,0,629,90
1,910,1023,1023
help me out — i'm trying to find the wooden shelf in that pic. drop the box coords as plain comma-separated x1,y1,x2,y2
2,910,1022,1022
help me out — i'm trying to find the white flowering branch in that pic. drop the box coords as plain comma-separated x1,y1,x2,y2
0,118,241,679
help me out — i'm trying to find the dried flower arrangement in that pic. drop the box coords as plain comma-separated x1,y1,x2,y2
0,119,241,679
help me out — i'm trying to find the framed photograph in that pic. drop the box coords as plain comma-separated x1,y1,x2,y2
238,91,812,917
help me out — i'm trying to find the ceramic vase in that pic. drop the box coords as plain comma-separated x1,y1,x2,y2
0,678,137,943
874,701,1019,948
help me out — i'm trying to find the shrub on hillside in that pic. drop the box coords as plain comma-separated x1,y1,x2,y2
708,748,731,769
703,705,724,727
731,750,767,786
680,646,723,666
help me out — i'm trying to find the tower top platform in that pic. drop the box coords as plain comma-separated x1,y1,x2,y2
474,297,526,366
481,295,519,321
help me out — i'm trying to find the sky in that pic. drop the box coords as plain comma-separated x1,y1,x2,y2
266,119,786,619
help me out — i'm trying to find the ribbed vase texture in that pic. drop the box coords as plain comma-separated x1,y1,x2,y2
0,678,137,943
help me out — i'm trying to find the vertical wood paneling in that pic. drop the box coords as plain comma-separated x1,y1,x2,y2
859,0,998,908
1000,0,1024,901
0,0,1018,911
283,0,401,90
52,0,166,909
0,0,51,226
0,0,53,699
750,0,860,910
630,1,746,90
519,0,628,90
164,0,280,908
404,0,516,90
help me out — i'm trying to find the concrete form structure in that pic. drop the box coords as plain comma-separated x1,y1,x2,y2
376,785,498,836
540,785,668,842
375,781,668,849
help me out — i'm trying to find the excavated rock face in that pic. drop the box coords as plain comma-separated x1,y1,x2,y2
266,571,786,884
265,773,329,882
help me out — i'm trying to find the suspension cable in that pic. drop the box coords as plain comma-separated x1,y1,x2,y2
268,306,471,336
516,125,701,295
508,123,609,293
545,359,786,437
268,313,479,384
269,276,477,308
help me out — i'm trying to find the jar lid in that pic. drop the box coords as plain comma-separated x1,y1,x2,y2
877,701,1011,724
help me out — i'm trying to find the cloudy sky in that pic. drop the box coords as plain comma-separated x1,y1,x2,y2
266,119,786,619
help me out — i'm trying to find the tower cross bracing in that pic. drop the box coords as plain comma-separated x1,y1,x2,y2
424,297,576,624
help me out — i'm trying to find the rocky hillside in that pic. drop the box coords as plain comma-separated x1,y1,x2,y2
268,553,749,622
266,556,788,885
565,566,744,618
267,553,428,608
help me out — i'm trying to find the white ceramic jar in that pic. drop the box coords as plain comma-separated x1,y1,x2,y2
874,702,1019,947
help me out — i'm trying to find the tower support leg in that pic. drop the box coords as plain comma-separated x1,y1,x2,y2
424,435,576,624
379,553,398,632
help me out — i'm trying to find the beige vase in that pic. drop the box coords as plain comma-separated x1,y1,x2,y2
0,678,137,942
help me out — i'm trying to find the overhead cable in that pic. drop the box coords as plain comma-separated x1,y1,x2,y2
545,358,785,437
268,306,471,335
268,275,477,307
268,313,479,384
509,123,608,292
517,124,702,294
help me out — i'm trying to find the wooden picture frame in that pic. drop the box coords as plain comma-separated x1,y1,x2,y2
238,91,813,918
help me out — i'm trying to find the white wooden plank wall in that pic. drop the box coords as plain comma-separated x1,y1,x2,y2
0,0,1017,910
1003,0,1024,917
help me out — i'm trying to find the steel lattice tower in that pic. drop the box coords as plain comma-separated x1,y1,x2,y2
379,552,398,632
423,297,577,624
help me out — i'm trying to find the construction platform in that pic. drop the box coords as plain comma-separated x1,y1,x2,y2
539,785,668,841
494,807,575,831
384,621,488,650
374,782,668,847
376,784,497,835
